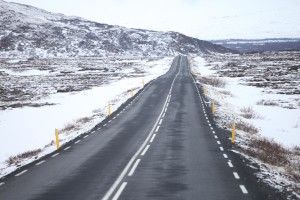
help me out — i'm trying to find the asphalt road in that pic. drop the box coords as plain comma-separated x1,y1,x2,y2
0,56,272,200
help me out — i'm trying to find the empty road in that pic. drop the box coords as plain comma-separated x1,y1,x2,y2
0,56,271,200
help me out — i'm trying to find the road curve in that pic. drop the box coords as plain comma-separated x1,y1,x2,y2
0,56,271,200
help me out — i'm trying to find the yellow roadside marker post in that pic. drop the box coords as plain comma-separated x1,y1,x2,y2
204,86,206,96
212,101,215,116
108,103,111,115
131,89,134,97
55,129,60,150
231,123,236,144
142,79,144,87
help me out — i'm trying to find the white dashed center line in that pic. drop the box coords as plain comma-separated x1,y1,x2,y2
155,126,160,132
141,145,150,156
113,117,116,119
159,119,163,125
223,154,228,158
217,141,221,145
240,185,248,194
112,182,127,200
0,182,4,186
214,136,218,139
228,161,234,168
150,134,156,143
220,147,224,151
15,170,28,177
35,160,45,166
233,172,240,179
128,159,141,176
84,135,89,139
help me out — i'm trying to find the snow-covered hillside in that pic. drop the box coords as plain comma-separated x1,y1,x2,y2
0,0,234,58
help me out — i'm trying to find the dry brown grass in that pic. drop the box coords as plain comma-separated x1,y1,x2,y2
60,116,93,133
286,162,300,182
60,123,76,133
200,76,226,88
219,90,233,97
6,149,42,166
76,117,92,124
240,106,264,119
245,138,289,166
256,99,279,106
44,140,55,148
236,120,259,134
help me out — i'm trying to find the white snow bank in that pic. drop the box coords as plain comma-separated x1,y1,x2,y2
193,57,300,148
0,57,172,164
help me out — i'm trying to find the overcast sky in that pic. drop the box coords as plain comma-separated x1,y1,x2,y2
5,0,300,40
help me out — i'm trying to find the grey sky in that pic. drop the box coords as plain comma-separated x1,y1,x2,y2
5,0,300,39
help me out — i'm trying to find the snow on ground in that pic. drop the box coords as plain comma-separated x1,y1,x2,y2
191,55,300,198
193,56,300,148
0,57,172,178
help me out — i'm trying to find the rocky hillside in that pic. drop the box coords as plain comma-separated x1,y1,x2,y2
0,0,234,58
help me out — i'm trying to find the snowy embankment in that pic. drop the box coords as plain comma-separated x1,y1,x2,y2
0,57,172,178
191,55,300,198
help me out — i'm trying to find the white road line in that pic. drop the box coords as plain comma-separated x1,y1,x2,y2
117,114,120,116
141,145,150,156
233,172,240,179
128,159,141,176
92,130,96,133
159,119,163,125
52,153,59,157
166,103,169,107
113,117,116,119
75,140,81,144
212,131,216,134
208,123,211,126
207,120,209,123
214,135,218,139
84,135,89,139
112,182,127,200
64,146,71,151
223,154,228,158
0,182,4,186
103,124,107,127
220,147,224,151
15,170,28,177
240,185,248,194
165,107,168,112
35,160,45,166
228,161,234,168
217,141,221,145
101,56,182,200
206,117,208,120
150,134,156,143
210,127,213,130
155,126,160,132
109,120,112,123
162,113,166,118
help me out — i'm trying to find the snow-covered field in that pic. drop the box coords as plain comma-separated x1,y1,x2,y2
191,53,300,198
0,56,172,178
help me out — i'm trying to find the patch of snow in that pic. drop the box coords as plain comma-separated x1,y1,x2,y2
0,57,172,178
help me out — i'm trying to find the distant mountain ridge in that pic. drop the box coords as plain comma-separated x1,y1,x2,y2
0,0,235,58
211,38,300,53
